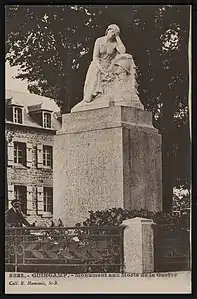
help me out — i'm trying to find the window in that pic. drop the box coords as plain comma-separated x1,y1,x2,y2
43,187,53,213
43,146,53,168
13,107,23,124
14,185,27,214
14,142,26,165
43,112,51,128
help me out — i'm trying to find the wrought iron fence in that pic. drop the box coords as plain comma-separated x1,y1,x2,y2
153,224,190,272
5,226,124,273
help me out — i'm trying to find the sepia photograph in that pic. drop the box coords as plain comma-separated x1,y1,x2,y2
5,4,191,294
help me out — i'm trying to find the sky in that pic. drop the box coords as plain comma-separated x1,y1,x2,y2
5,61,29,92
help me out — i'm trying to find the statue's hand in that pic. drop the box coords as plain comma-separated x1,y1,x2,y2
102,70,109,76
108,63,114,72
103,71,114,82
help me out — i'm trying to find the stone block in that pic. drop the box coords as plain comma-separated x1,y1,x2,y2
121,217,155,273
54,105,162,226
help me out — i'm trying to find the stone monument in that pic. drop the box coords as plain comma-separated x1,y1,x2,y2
54,24,162,226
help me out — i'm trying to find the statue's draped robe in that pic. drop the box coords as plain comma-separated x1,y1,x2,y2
83,37,118,103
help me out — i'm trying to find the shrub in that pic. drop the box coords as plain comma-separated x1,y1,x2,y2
76,208,189,231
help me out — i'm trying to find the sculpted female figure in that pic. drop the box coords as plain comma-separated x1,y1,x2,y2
72,24,144,112
83,24,126,103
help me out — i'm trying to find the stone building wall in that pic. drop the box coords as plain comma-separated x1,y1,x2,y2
6,124,56,222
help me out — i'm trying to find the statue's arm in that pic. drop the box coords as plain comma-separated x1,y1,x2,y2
93,38,100,60
92,38,108,75
115,35,126,54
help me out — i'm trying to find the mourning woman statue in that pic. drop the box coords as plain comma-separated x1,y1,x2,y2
72,24,143,112
83,24,126,103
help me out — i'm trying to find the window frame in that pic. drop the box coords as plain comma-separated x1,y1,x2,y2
43,145,53,168
43,187,53,213
43,112,52,129
13,107,23,124
13,141,26,166
14,185,27,214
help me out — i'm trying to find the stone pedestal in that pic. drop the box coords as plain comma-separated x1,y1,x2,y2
54,105,162,226
121,217,155,273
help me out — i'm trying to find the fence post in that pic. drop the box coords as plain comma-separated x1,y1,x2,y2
120,217,155,273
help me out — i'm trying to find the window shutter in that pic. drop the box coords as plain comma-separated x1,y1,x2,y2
37,186,43,215
27,186,33,214
7,141,14,166
8,184,14,209
37,145,43,168
26,143,33,168
42,112,44,127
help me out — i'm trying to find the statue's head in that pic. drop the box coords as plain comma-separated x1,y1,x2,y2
105,24,120,38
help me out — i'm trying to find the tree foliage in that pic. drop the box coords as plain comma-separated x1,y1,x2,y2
5,5,109,111
132,6,190,211
5,5,190,211
173,187,190,211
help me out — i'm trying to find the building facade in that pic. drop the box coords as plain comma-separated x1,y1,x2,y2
5,89,61,224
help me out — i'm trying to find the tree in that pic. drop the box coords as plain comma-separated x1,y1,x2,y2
5,5,107,111
5,5,190,211
109,5,190,211
131,5,190,211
